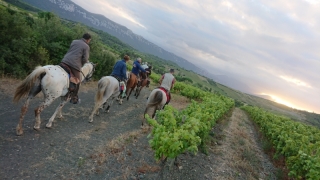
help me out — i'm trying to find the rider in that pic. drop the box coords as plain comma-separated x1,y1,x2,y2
59,33,91,104
159,68,176,105
131,57,148,86
110,55,130,82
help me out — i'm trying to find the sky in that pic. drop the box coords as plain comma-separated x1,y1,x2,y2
71,0,320,113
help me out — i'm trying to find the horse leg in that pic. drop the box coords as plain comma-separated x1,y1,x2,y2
151,106,157,119
89,100,104,123
136,87,143,99
57,96,70,119
142,106,150,127
46,98,68,128
126,88,131,100
16,97,31,136
127,88,134,100
34,97,54,131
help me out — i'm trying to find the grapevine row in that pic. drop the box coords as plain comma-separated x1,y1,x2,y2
242,106,320,179
146,74,234,160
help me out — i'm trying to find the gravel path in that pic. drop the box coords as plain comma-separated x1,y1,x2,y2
0,80,277,180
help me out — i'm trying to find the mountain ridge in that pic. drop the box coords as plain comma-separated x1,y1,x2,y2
20,0,251,93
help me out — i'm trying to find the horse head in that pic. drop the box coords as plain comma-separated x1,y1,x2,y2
81,62,97,82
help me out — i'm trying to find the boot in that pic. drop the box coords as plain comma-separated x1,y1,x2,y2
146,80,150,87
69,82,76,92
69,83,80,104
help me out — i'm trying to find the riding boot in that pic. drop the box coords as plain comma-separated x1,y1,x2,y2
146,80,150,87
69,82,76,92
70,83,80,104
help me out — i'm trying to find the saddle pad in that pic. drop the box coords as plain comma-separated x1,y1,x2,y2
159,87,170,103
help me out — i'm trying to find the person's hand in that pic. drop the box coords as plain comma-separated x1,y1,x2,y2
146,71,149,73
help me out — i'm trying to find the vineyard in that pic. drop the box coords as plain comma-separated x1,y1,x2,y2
1,1,320,179
242,106,320,180
147,73,235,163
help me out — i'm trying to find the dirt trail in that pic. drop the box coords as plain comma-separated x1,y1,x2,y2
0,79,276,180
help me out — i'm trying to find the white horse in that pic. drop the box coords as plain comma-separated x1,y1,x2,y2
142,88,167,126
13,62,96,135
89,76,127,123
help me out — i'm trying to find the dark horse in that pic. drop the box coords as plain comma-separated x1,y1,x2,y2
125,72,138,100
134,72,148,99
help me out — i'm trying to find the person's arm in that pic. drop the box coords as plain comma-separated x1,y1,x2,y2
137,63,146,72
82,45,90,64
170,78,176,90
159,74,164,85
122,63,127,80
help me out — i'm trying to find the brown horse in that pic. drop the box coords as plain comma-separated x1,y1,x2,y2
125,72,138,100
134,72,148,99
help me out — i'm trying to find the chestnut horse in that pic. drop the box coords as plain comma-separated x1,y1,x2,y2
125,72,138,100
134,72,148,99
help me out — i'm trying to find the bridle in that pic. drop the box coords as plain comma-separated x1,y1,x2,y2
81,62,95,82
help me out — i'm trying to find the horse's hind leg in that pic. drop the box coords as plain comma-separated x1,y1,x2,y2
127,88,134,100
34,97,54,131
142,106,150,127
46,98,68,128
136,87,142,99
16,97,31,136
89,100,104,123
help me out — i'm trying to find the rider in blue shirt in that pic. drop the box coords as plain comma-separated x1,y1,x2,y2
131,58,148,86
110,55,130,82
131,58,146,75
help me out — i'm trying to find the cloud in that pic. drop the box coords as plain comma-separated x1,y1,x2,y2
279,76,312,88
71,0,320,113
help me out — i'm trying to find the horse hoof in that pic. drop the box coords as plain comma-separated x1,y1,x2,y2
45,124,52,129
16,129,24,136
33,127,40,131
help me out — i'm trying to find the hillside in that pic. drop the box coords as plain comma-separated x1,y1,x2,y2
2,0,319,128
15,0,207,75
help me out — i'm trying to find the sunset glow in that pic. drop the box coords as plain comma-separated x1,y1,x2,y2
260,93,310,112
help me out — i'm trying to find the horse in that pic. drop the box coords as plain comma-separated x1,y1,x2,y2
89,75,128,123
142,88,167,126
125,72,138,100
134,72,148,99
13,62,96,136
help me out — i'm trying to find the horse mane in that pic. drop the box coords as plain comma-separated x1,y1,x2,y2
81,63,92,76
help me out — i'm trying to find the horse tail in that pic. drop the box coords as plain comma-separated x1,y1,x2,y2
95,78,110,103
13,66,46,103
148,90,163,107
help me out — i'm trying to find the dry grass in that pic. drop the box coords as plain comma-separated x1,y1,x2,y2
170,93,190,110
0,77,21,96
208,108,275,180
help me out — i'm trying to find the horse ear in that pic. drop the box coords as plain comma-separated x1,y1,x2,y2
93,63,98,67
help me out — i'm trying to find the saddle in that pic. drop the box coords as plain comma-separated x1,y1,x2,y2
59,63,80,84
59,63,80,91
158,87,170,103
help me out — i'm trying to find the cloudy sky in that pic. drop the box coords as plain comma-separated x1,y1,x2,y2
71,0,320,113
